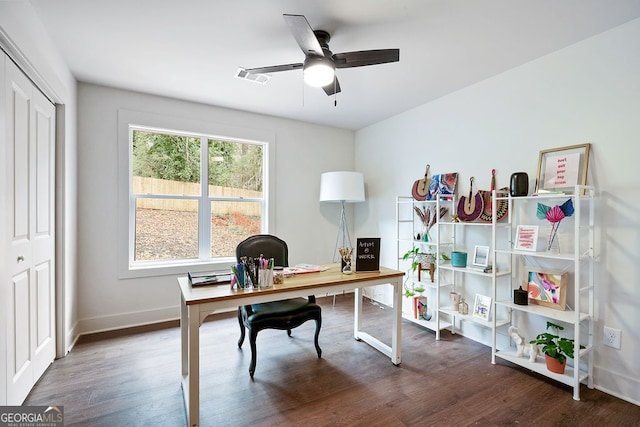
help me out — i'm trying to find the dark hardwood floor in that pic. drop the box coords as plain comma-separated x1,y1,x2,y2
25,293,640,426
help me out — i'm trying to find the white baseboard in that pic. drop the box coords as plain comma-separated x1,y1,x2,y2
77,305,181,335
77,292,356,337
593,365,640,406
65,321,81,353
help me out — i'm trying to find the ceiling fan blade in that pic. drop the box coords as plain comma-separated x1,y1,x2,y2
283,14,324,56
244,63,303,74
333,49,400,68
322,77,341,96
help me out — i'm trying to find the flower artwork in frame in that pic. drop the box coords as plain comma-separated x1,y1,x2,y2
472,294,492,321
514,225,539,251
535,143,590,195
525,269,568,310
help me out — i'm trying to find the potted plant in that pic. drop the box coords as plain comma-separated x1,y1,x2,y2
529,321,584,374
401,247,421,297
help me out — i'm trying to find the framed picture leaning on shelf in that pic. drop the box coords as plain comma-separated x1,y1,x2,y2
535,143,590,194
514,225,539,251
472,245,490,267
472,294,492,321
525,268,568,310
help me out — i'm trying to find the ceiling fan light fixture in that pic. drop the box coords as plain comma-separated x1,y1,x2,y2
303,56,335,87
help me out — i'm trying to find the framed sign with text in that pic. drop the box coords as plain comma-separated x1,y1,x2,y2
515,225,539,251
355,237,381,272
535,143,590,194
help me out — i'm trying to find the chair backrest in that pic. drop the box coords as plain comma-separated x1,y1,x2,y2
236,234,289,267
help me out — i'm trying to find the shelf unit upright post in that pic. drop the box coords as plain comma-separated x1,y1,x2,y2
491,185,595,401
396,196,452,338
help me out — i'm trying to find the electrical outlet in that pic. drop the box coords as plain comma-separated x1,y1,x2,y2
603,326,621,349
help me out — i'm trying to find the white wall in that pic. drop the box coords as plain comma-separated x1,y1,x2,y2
76,83,354,332
354,18,640,404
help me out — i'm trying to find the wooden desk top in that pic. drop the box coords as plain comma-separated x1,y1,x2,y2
178,263,404,305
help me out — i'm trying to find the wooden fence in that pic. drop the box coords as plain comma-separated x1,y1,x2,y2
133,176,261,216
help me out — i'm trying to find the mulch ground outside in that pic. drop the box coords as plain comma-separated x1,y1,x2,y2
134,208,260,260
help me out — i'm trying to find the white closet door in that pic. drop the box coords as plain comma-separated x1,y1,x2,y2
4,57,56,405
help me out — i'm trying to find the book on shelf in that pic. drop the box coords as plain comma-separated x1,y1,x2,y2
413,296,428,320
470,265,493,273
188,271,232,287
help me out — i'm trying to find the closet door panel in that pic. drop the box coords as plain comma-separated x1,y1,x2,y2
3,58,56,405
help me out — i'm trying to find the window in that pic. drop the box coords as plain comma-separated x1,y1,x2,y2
118,110,273,278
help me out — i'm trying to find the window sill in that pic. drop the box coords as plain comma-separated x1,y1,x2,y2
118,257,236,280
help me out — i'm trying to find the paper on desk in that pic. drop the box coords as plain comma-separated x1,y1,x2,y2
283,264,328,274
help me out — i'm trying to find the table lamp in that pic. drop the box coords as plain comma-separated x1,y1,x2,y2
319,171,365,262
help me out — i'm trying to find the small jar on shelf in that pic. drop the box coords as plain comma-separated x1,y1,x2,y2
458,298,469,315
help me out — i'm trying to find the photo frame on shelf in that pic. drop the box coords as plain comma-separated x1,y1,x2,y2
525,268,568,311
472,245,490,267
535,143,590,194
514,225,539,251
472,294,492,321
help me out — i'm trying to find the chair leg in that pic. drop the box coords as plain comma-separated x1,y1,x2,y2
314,316,322,358
237,309,245,348
286,329,292,337
249,328,258,378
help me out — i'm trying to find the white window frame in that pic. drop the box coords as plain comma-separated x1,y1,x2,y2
117,109,275,279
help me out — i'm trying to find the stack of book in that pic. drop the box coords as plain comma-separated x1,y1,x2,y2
188,271,232,287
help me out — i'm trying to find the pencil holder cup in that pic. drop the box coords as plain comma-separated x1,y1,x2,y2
258,268,274,288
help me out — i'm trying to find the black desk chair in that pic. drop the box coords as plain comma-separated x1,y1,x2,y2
236,234,322,377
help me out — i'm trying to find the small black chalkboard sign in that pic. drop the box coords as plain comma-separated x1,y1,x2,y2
355,237,381,272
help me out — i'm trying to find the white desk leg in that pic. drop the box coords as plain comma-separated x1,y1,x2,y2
181,302,200,427
354,287,363,340
391,277,402,365
181,295,188,377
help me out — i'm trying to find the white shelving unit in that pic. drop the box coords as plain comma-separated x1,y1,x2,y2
491,185,595,401
396,196,453,336
435,196,511,341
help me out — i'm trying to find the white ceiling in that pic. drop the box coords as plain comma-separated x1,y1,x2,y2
29,0,640,130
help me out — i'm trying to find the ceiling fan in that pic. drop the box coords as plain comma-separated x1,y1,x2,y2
240,14,400,96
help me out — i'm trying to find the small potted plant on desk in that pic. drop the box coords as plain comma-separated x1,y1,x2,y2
529,321,584,374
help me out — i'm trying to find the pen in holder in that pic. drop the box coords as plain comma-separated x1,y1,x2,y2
339,247,353,274
257,257,274,288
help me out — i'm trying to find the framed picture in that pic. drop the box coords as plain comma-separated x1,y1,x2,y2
525,268,568,310
535,143,590,194
514,225,539,251
472,294,492,321
472,245,490,267
426,172,459,201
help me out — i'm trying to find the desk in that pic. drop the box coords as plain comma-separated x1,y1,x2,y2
178,263,404,427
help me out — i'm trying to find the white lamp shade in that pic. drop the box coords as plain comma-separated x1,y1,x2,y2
319,171,365,203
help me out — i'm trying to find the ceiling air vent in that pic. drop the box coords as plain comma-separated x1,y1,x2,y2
235,68,270,84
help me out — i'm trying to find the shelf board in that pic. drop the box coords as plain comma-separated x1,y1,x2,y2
440,221,492,227
438,262,510,277
495,351,589,387
494,249,574,261
496,300,590,324
402,314,452,331
439,307,510,328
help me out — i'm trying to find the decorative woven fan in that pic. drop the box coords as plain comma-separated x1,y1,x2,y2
478,169,508,223
457,177,483,221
